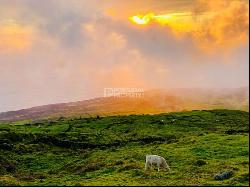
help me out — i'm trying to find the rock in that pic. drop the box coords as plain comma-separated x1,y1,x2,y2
214,171,233,180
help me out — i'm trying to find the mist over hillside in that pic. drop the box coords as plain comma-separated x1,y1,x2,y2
0,87,248,122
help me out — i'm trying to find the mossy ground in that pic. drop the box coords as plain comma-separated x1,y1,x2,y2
0,109,249,186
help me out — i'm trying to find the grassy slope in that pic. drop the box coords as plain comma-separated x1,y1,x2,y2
0,109,249,186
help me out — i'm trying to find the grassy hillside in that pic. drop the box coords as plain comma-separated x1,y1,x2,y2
0,87,248,122
0,110,249,186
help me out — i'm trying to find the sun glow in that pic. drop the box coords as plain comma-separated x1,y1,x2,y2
129,11,222,35
129,12,193,25
129,13,155,25
0,22,34,52
129,12,200,34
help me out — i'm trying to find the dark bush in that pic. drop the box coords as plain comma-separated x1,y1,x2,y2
74,163,105,173
225,129,249,135
138,135,176,144
114,160,124,165
32,135,98,149
0,143,13,151
64,124,72,132
236,173,249,183
195,159,206,166
225,129,237,135
118,163,140,171
0,161,16,173
3,132,23,142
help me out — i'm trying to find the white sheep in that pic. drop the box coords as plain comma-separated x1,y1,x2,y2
145,154,170,172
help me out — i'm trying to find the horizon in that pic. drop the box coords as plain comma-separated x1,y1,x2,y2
0,86,248,113
0,0,249,113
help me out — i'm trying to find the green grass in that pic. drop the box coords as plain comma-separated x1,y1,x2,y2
0,109,249,186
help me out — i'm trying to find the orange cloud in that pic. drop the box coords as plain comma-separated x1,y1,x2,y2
194,0,249,53
0,22,34,53
129,0,249,53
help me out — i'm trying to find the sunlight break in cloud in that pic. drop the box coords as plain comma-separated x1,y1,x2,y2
129,0,249,53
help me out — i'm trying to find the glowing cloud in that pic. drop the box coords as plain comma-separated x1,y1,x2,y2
0,22,34,53
129,13,155,25
194,0,249,53
129,12,207,31
129,0,249,53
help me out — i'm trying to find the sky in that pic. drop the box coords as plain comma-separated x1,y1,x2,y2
0,0,249,112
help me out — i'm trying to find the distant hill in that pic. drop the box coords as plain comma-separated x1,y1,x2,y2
0,87,248,122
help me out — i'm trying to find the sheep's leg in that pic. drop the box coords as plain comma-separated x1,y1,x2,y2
166,163,170,172
145,162,148,171
162,160,170,172
157,163,160,172
167,166,171,171
166,166,170,172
